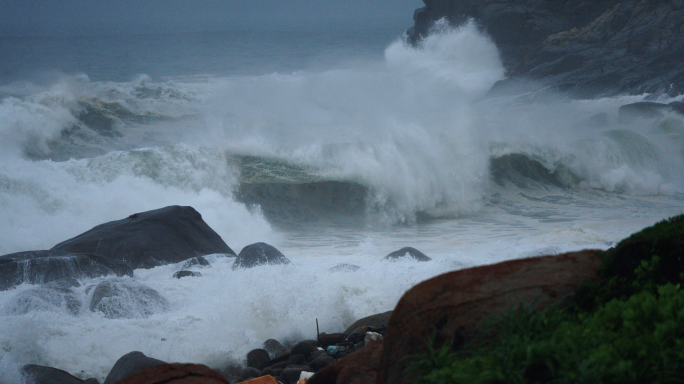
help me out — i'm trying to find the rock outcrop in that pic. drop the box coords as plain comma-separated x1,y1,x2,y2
103,351,167,384
232,243,291,270
89,278,169,319
408,0,684,97
9,278,82,315
383,247,431,262
52,206,235,270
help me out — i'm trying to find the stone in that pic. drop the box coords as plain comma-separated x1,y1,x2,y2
82,380,100,384
232,243,291,270
262,339,285,358
103,351,166,384
182,256,212,269
290,341,315,359
307,342,383,384
52,206,235,270
343,311,393,335
0,250,133,291
286,354,307,366
280,365,310,384
329,264,360,272
240,367,261,381
376,251,603,384
307,350,326,362
110,363,229,384
8,278,81,315
318,333,346,347
173,270,202,279
384,247,431,262
236,376,278,384
90,279,169,319
309,355,335,372
261,367,283,377
247,349,271,371
21,364,83,384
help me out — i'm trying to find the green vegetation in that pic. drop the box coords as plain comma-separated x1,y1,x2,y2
407,215,684,384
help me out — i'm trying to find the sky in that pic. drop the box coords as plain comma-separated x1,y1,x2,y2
0,0,423,36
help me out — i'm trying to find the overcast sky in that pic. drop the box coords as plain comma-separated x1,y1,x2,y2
0,0,423,36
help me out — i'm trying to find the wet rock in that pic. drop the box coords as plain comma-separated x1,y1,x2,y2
263,339,285,358
247,349,271,371
90,278,169,319
307,350,326,362
286,354,307,366
307,342,383,384
82,379,100,384
309,355,335,372
182,256,211,269
21,364,83,384
376,251,603,384
52,206,236,269
290,341,315,359
343,311,393,335
318,333,346,347
232,243,291,270
111,363,229,384
384,247,431,262
172,270,201,279
9,278,81,315
240,367,261,381
103,351,166,384
269,350,291,366
281,365,310,384
262,366,284,377
0,250,132,291
329,264,360,272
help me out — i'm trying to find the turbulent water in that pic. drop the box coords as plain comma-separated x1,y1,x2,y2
1,22,683,382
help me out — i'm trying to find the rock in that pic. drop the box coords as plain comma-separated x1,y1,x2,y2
307,342,383,384
318,333,346,347
240,367,261,381
52,206,235,270
21,364,83,384
82,379,100,384
289,341,315,359
247,349,271,371
262,367,284,377
376,250,603,384
90,278,169,319
268,351,290,366
0,250,133,291
343,311,393,335
182,256,211,269
286,354,307,366
307,350,326,362
172,270,202,279
110,363,229,384
103,351,166,384
309,355,335,372
262,339,285,358
408,0,684,97
280,365,310,384
329,264,360,272
9,278,81,315
218,361,242,383
383,247,431,262
232,243,291,270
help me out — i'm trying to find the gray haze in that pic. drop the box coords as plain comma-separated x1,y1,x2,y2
0,0,422,36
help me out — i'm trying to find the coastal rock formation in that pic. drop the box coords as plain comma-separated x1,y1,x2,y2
21,364,85,384
0,250,133,291
111,363,230,384
408,0,684,97
383,247,431,262
8,278,82,315
307,341,384,384
52,206,236,270
103,351,167,384
343,311,393,335
376,250,603,384
232,243,291,270
89,278,169,319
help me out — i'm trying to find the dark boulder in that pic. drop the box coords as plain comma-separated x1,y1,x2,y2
287,354,307,367
290,341,316,359
247,348,271,370
103,351,166,384
281,365,311,384
232,242,291,270
9,278,82,315
263,339,286,357
309,355,335,372
383,247,431,262
21,364,83,384
343,311,393,335
0,250,132,291
182,256,211,269
239,367,261,381
111,363,229,384
307,342,384,384
318,333,346,347
172,270,201,279
89,279,169,319
52,206,235,270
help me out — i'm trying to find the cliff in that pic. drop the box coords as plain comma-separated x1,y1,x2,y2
407,0,684,98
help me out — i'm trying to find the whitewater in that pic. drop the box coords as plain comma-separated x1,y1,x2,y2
1,22,683,382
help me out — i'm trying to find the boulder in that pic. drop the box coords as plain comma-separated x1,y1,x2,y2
262,339,285,358
309,355,335,372
329,264,360,272
111,363,229,384
232,243,291,270
239,367,261,381
173,271,202,279
343,311,392,335
21,364,83,384
247,349,271,371
383,247,431,262
89,279,169,319
307,342,383,384
9,278,81,315
289,341,315,359
376,250,603,384
280,365,310,384
103,351,166,384
318,333,346,347
286,354,307,367
182,256,211,269
52,206,235,270
0,250,132,291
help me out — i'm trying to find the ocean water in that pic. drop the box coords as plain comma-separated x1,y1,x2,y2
1,22,683,382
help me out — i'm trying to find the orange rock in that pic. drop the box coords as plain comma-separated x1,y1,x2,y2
113,363,230,384
307,341,383,384
235,375,278,384
376,251,603,384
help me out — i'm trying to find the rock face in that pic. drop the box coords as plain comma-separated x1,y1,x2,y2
408,0,684,97
103,351,167,384
110,363,229,384
9,278,82,315
232,243,291,270
52,206,236,270
89,278,169,319
384,247,431,262
0,250,133,291
21,364,84,384
376,250,603,384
